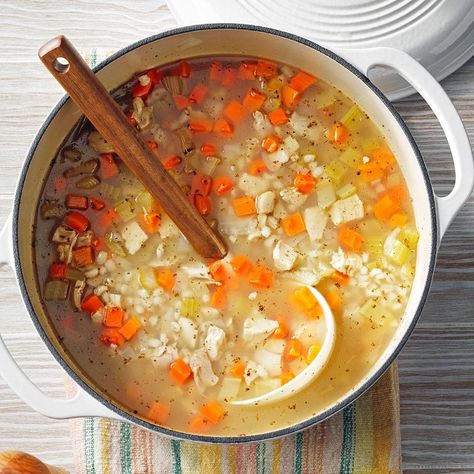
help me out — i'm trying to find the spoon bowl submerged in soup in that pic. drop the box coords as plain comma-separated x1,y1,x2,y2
34,55,418,436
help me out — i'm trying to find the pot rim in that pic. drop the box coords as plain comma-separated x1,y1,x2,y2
12,23,438,443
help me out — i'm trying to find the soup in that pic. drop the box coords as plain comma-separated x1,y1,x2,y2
34,55,418,436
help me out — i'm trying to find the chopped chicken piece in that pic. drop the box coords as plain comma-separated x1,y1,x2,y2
121,221,148,255
243,317,279,342
330,194,364,225
273,240,298,271
178,317,198,349
280,186,307,210
244,360,268,386
205,325,226,360
52,225,77,244
256,191,276,214
304,206,328,241
254,349,282,376
190,350,219,389
238,173,271,196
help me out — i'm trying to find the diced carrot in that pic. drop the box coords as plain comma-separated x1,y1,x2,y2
331,270,350,286
194,195,213,215
132,79,152,98
99,153,119,179
280,371,295,385
189,83,208,104
191,175,213,196
248,265,274,289
65,211,89,232
91,236,105,251
272,318,289,339
294,172,316,194
231,255,253,275
95,209,119,232
209,260,228,282
214,118,234,137
338,224,364,252
223,100,247,124
248,158,267,176
281,212,306,237
256,59,278,78
189,118,213,133
232,196,256,216
212,176,234,195
281,85,300,108
358,148,395,182
100,327,125,346
174,94,190,110
49,263,67,280
189,416,210,432
66,194,88,210
238,60,257,79
289,71,317,93
89,197,106,211
199,401,225,424
174,60,191,78
139,212,161,234
147,401,170,424
262,134,281,153
162,155,182,170
388,212,408,228
306,344,321,364
268,107,288,125
54,176,67,193
285,339,303,360
103,306,125,328
81,294,103,313
373,194,400,221
155,269,175,292
146,68,163,85
147,139,158,150
324,287,342,312
387,184,406,204
72,246,94,268
200,143,217,156
371,147,395,168
169,358,192,385
221,65,237,86
230,361,245,378
119,316,141,340
243,88,266,112
209,61,223,81
210,286,227,309
329,122,349,146
359,166,385,182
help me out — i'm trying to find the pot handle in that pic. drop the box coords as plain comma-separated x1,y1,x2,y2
336,47,474,240
0,216,120,420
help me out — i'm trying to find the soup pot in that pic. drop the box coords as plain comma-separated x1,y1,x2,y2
0,24,472,443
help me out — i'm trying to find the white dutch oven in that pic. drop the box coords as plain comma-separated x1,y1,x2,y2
0,25,472,443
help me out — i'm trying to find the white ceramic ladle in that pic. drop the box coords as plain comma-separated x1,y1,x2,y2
230,285,336,406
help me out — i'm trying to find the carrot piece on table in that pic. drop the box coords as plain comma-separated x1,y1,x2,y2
99,153,119,179
329,122,349,146
147,139,158,150
243,88,266,112
81,294,104,313
338,224,364,252
209,61,223,81
231,255,253,275
191,175,213,197
103,307,125,328
324,287,342,312
248,158,267,176
54,176,67,193
199,401,225,424
189,416,210,432
280,371,295,385
65,211,89,232
262,134,281,153
155,269,175,292
223,99,247,124
331,270,350,286
100,327,125,346
268,107,288,125
232,196,256,217
294,172,316,194
147,401,170,424
139,212,161,234
189,83,208,104
209,260,228,282
95,209,119,232
272,318,289,339
66,194,88,210
49,263,67,280
119,316,141,341
281,212,306,237
169,358,192,385
189,118,213,133
281,85,300,108
373,194,400,221
214,118,234,137
213,176,234,195
285,339,303,360
174,94,190,110
221,65,237,86
248,265,274,289
256,59,278,77
200,143,217,156
89,197,105,211
238,60,257,79
230,361,246,378
162,155,182,170
289,71,317,93
210,286,227,309
388,212,408,228
72,246,94,268
194,195,213,215
306,344,321,364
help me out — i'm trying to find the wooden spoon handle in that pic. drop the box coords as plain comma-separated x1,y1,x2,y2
38,35,227,260
0,451,69,474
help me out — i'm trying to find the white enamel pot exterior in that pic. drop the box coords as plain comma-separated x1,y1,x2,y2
0,25,472,443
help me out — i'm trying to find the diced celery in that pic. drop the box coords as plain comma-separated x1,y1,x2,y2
336,183,356,199
139,267,158,291
262,96,281,113
316,89,336,108
340,105,364,130
99,182,121,201
339,147,362,169
115,199,135,222
363,236,384,257
218,377,242,401
316,181,336,209
359,299,394,326
65,268,85,281
324,159,348,185
44,280,70,300
385,239,410,265
399,225,419,250
135,191,156,212
255,378,282,396
180,297,200,317
199,156,221,176
361,138,380,154
104,231,127,257
300,145,318,157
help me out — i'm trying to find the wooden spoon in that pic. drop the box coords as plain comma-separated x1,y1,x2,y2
38,35,227,260
0,451,68,474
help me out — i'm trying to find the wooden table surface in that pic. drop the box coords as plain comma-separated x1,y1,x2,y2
0,1,472,472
